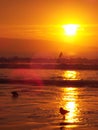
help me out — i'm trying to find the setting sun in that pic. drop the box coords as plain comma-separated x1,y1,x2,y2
63,24,80,36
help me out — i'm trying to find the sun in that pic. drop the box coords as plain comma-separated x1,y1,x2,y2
63,24,79,36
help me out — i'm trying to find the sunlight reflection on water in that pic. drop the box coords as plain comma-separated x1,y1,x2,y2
61,71,79,128
60,87,80,128
63,70,80,80
0,69,98,129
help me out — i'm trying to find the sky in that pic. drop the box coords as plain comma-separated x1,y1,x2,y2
0,0,98,58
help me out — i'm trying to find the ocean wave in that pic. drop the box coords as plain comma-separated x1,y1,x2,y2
0,78,98,87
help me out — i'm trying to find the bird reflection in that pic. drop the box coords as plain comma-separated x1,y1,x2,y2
60,126,65,130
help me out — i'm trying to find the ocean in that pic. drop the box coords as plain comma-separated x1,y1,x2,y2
0,68,98,130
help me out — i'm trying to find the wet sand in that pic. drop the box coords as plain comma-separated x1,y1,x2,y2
0,84,98,130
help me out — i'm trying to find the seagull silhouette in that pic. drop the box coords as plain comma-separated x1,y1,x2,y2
11,91,19,97
59,107,69,119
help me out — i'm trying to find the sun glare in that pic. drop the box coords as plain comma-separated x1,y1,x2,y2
61,87,79,127
63,24,80,36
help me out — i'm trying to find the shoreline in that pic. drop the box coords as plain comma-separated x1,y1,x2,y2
0,63,98,70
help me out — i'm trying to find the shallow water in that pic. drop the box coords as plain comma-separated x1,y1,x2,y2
0,84,98,130
0,69,98,130
0,69,98,81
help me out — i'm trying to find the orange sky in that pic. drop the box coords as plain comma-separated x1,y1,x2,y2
0,0,98,58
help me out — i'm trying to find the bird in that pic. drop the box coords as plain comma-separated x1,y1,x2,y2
59,107,69,119
11,91,19,97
